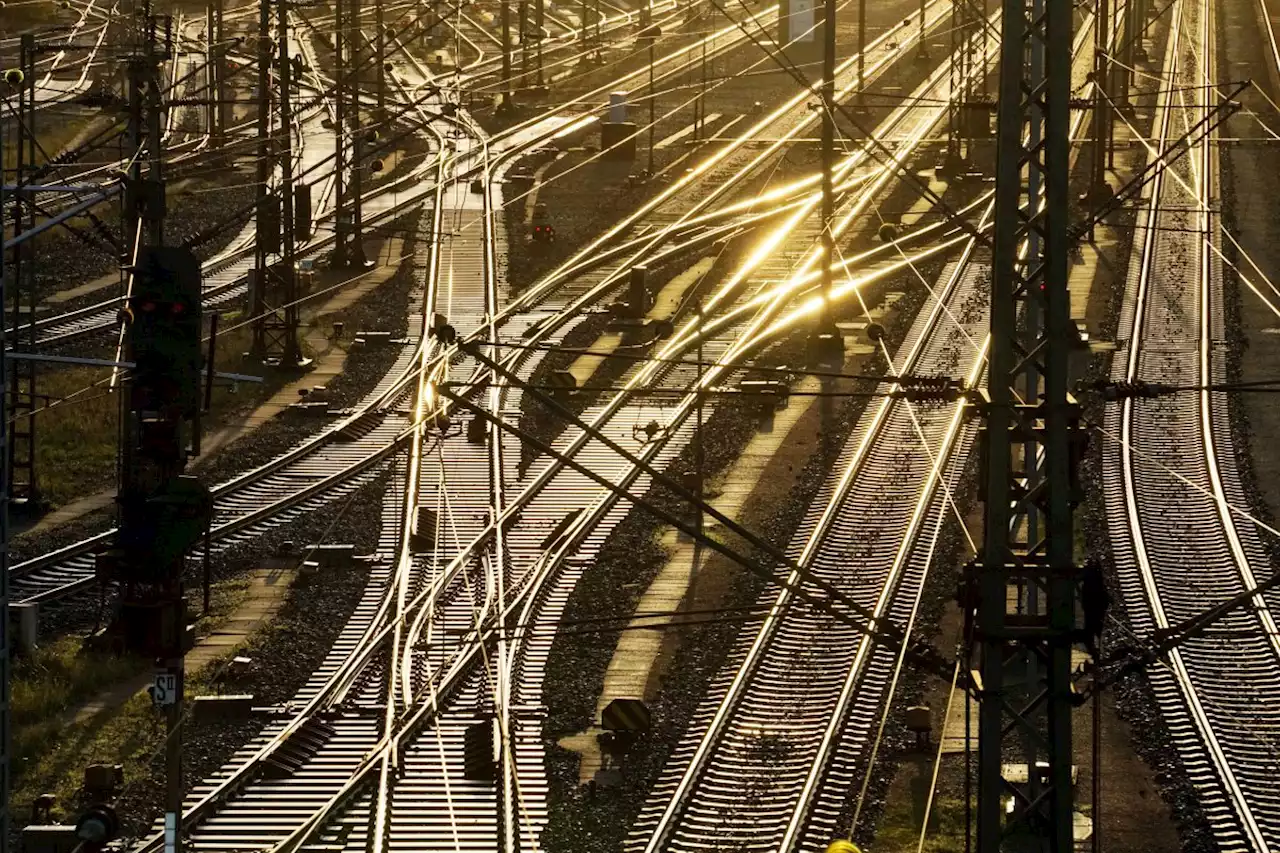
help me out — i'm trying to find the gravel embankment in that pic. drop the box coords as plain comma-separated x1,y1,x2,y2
537,260,936,852
34,183,259,308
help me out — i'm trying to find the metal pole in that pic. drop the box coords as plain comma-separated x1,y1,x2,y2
333,0,348,267
253,0,272,350
536,0,545,83
519,0,529,85
699,36,707,139
687,300,705,609
163,655,184,853
376,0,386,117
648,38,655,175
1092,634,1103,853
206,1,216,138
202,523,212,614
857,0,865,110
278,0,300,361
917,0,928,58
1117,0,1134,111
820,0,835,321
0,91,12,853
145,15,164,248
1091,0,1111,200
214,0,226,139
349,0,367,266
977,0,1081,842
501,0,512,106
11,38,37,507
204,313,219,413
126,42,144,252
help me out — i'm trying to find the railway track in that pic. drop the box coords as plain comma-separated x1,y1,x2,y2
624,11,1119,849
12,0,888,609
270,14,1025,846
1103,0,1280,843
12,0,1280,848
21,5,1147,852
20,0,777,350
103,12,987,848
12,4,803,607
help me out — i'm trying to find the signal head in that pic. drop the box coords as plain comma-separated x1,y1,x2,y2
4,68,25,86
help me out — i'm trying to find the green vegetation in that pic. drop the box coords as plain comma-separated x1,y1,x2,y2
9,573,252,825
10,636,150,803
873,760,970,853
30,312,286,509
34,365,121,509
11,670,213,826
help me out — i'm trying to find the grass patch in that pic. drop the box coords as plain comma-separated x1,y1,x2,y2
28,312,297,509
10,669,216,827
873,767,970,853
34,366,120,509
10,636,149,798
9,570,253,827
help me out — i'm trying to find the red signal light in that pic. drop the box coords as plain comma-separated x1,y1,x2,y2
172,303,186,315
141,301,157,312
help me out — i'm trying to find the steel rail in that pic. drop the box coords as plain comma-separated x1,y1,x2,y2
1109,0,1280,842
634,14,1110,848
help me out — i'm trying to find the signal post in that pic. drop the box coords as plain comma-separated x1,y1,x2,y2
104,246,211,853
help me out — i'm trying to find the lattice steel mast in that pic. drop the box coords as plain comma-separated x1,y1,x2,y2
973,0,1084,844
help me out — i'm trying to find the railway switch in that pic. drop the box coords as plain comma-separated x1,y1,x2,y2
83,764,123,799
740,380,791,408
601,121,638,160
548,370,578,402
20,826,79,853
192,694,256,722
412,507,438,549
807,325,845,369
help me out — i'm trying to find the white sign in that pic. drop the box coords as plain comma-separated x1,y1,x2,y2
789,0,815,43
153,672,178,707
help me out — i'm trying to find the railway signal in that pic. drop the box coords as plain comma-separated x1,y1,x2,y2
127,247,204,422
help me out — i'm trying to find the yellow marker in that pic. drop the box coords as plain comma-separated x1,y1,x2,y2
826,842,862,853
